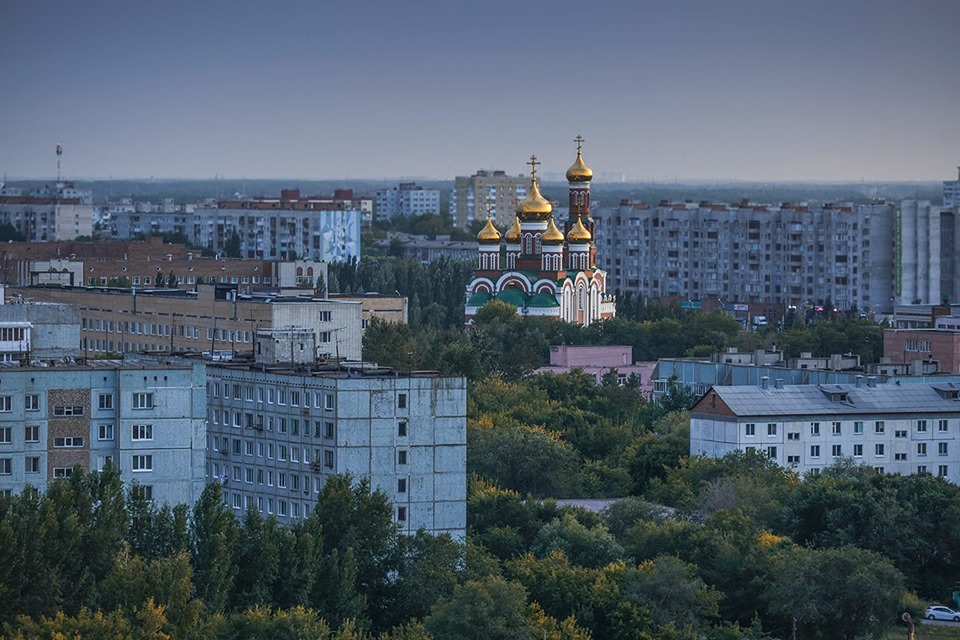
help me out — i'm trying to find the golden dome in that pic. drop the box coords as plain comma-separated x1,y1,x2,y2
516,178,553,221
505,216,521,243
566,150,593,183
476,218,501,244
567,216,592,243
542,217,564,245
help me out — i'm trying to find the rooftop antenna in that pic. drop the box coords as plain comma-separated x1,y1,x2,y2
56,142,63,185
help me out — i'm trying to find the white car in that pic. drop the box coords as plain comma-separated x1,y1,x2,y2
925,606,960,622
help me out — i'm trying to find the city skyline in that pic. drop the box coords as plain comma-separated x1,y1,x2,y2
1,0,958,182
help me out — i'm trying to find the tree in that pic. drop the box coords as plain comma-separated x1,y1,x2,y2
425,576,539,640
190,482,238,611
624,555,720,634
223,230,242,258
531,513,624,569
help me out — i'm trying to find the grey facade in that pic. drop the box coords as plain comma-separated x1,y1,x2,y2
0,359,207,506
205,364,467,539
691,382,960,482
899,200,960,305
452,170,528,230
375,183,441,220
594,201,896,313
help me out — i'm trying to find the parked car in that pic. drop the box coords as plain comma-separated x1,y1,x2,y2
926,606,960,622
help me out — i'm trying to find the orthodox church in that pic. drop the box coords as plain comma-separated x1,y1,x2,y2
464,137,616,326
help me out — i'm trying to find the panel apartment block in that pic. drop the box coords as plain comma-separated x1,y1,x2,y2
691,382,960,483
205,365,467,540
594,201,895,312
0,360,207,506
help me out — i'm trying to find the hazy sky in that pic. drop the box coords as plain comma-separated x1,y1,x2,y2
1,0,958,182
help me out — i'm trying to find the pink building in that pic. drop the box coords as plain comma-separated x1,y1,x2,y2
535,345,656,398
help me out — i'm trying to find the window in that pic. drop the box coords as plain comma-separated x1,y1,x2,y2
132,485,153,501
278,472,287,489
132,455,153,471
53,467,73,478
25,394,40,411
854,421,863,434
398,420,408,437
810,422,820,436
323,449,334,469
257,469,264,485
0,396,11,412
0,427,10,444
875,443,885,456
831,422,842,436
939,419,949,432
25,425,39,442
325,394,334,411
766,446,777,460
787,432,800,440
98,393,114,410
917,419,928,433
397,478,407,493
98,424,114,441
398,450,407,465
324,422,334,439
874,421,885,434
54,436,84,447
26,456,40,473
397,506,406,522
832,445,842,457
233,493,242,510
854,444,863,457
745,423,755,436
132,424,153,441
767,423,777,436
54,405,84,417
245,468,253,484
917,443,927,456
133,392,154,409
895,430,907,438
810,445,821,458
918,465,927,473
895,453,907,461
0,458,10,474
939,442,949,456
938,465,948,477
398,393,407,409
787,455,800,464
277,389,287,405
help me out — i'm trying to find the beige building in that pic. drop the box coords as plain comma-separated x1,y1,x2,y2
452,170,528,230
329,293,408,327
0,183,94,242
14,284,365,361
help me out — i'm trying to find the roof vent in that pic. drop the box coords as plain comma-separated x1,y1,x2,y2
760,376,769,390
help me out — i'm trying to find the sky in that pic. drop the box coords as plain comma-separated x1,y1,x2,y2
1,0,958,183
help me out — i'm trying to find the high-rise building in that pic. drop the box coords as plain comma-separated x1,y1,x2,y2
452,170,527,230
205,353,467,539
375,182,441,220
464,139,615,326
0,358,208,505
944,166,960,208
898,200,960,305
593,200,896,313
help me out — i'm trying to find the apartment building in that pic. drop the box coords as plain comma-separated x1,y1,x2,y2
205,359,467,539
15,284,364,361
0,182,94,241
593,200,896,313
691,381,960,483
945,167,960,208
898,200,960,305
452,170,528,229
375,182,441,220
0,358,207,505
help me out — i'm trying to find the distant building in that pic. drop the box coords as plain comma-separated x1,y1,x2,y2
898,200,960,305
534,345,656,397
193,190,362,262
375,183,441,220
0,182,94,241
0,299,80,361
452,170,527,230
593,200,896,313
14,284,364,361
205,349,467,538
0,358,207,506
883,328,960,373
374,232,475,263
945,166,960,207
691,381,960,484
